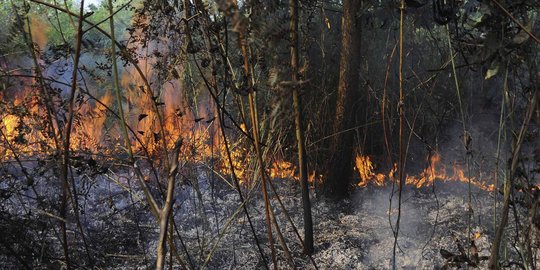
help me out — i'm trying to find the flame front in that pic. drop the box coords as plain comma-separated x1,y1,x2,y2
0,85,500,191
355,153,495,191
356,155,385,187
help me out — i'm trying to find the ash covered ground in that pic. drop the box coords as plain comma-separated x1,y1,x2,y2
191,180,509,269
0,161,537,269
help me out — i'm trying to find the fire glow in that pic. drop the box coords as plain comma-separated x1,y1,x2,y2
0,58,497,191
355,153,495,191
0,78,302,186
1,89,498,191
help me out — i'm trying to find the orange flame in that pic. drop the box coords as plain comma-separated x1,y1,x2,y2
270,160,296,179
355,155,385,187
1,87,54,158
355,153,495,191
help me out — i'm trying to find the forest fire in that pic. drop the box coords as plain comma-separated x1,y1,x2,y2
270,160,296,179
355,155,386,187
0,88,500,194
0,87,113,158
355,153,495,191
1,89,51,158
1,91,497,192
1,0,539,269
0,83,305,186
1,115,18,140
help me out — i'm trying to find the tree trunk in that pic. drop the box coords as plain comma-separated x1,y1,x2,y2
290,0,314,254
324,0,362,199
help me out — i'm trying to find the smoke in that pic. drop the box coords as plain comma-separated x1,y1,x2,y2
29,15,48,50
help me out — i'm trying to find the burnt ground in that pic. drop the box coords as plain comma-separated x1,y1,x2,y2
218,181,501,269
0,161,538,269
